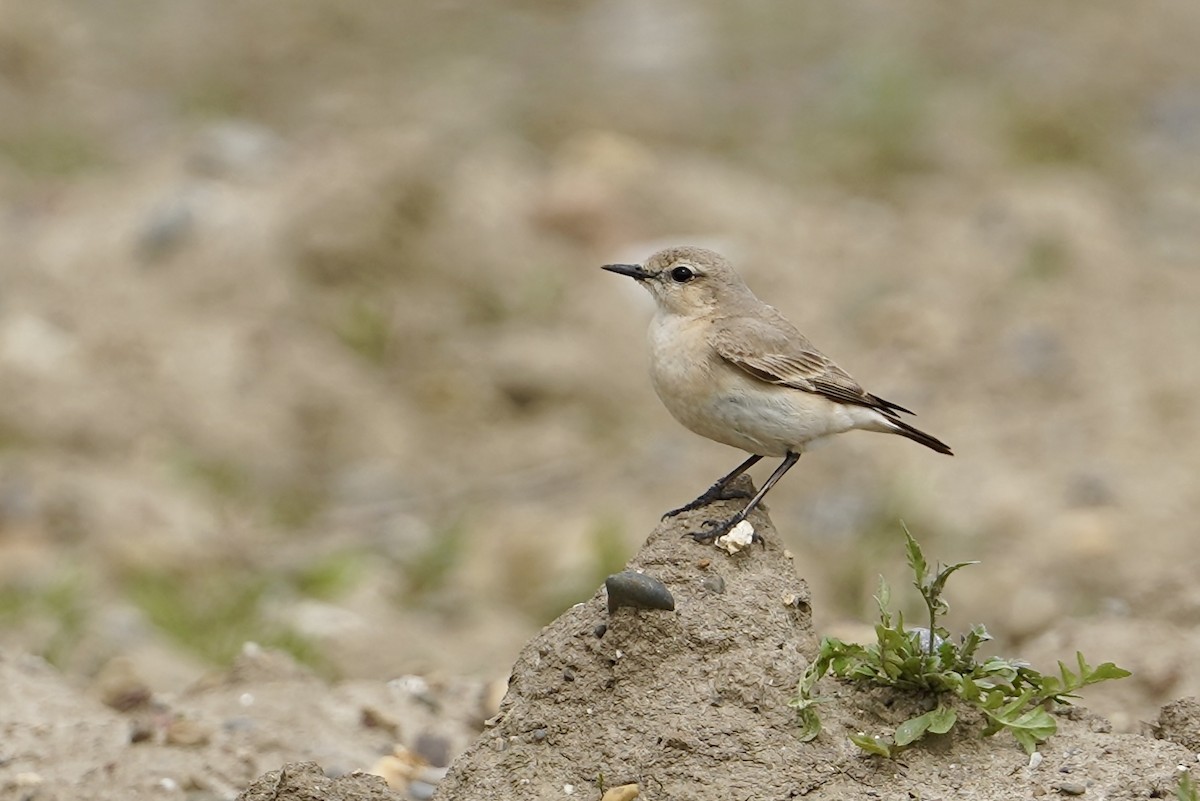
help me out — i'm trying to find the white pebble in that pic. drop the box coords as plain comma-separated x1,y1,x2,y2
716,521,755,553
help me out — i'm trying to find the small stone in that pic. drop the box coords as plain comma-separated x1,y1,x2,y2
909,627,946,651
408,779,437,800
129,719,155,744
189,119,281,178
360,706,401,738
413,732,452,767
605,571,675,614
601,783,641,801
93,657,152,712
1054,782,1086,796
222,716,255,734
701,575,726,594
392,675,438,709
165,717,210,747
14,773,43,787
369,746,426,789
715,520,755,553
594,624,608,638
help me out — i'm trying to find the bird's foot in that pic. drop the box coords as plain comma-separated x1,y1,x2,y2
685,515,765,547
661,485,753,519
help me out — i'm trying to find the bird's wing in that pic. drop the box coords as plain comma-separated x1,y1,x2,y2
709,313,914,418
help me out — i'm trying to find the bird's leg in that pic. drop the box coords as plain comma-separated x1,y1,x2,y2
690,451,801,543
662,454,763,519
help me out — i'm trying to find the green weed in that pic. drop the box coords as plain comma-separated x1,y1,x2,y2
292,549,364,600
396,520,467,604
333,297,392,365
125,569,328,673
792,526,1129,755
1179,772,1199,801
0,568,88,669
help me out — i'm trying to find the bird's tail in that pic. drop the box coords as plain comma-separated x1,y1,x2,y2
886,418,953,455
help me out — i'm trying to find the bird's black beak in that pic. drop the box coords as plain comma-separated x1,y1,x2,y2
602,263,653,281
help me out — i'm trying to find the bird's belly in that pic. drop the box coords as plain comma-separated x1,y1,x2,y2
652,361,857,457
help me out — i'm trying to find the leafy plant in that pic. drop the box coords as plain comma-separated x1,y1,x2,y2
792,526,1130,756
1179,772,1199,801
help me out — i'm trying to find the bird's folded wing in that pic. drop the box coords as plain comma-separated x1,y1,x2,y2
710,316,913,418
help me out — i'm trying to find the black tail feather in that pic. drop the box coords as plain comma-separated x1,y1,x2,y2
868,393,915,417
889,418,953,455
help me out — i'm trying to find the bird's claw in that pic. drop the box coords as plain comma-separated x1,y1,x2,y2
686,518,735,544
683,516,766,547
661,486,753,520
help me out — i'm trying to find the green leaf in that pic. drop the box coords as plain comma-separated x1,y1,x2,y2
894,711,933,746
985,705,1057,754
958,624,992,661
850,733,892,757
795,706,822,742
874,575,892,627
928,704,957,734
1057,658,1079,689
928,561,980,601
902,525,928,584
1177,772,1199,801
1084,660,1131,683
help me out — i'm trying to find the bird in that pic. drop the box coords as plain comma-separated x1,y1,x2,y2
602,245,951,543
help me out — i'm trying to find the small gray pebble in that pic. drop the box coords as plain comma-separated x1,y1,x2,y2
605,571,675,614
129,721,154,744
413,732,452,767
408,780,437,801
594,623,608,638
701,575,726,594
562,668,575,682
532,728,548,742
419,767,448,784
909,626,945,651
1054,782,1086,796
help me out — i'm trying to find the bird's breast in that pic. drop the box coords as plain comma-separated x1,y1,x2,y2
646,315,786,456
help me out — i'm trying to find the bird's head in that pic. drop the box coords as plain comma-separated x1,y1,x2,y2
602,246,752,317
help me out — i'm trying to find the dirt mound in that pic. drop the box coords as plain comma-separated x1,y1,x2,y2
431,485,1194,800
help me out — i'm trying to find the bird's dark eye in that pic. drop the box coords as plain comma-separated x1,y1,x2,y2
670,265,696,283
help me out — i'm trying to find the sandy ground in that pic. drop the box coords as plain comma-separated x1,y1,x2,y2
5,500,1197,799
2,2,1200,798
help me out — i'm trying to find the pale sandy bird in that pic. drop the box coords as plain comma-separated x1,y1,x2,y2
603,245,951,542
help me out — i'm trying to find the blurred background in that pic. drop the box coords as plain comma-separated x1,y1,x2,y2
1,1,1198,728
